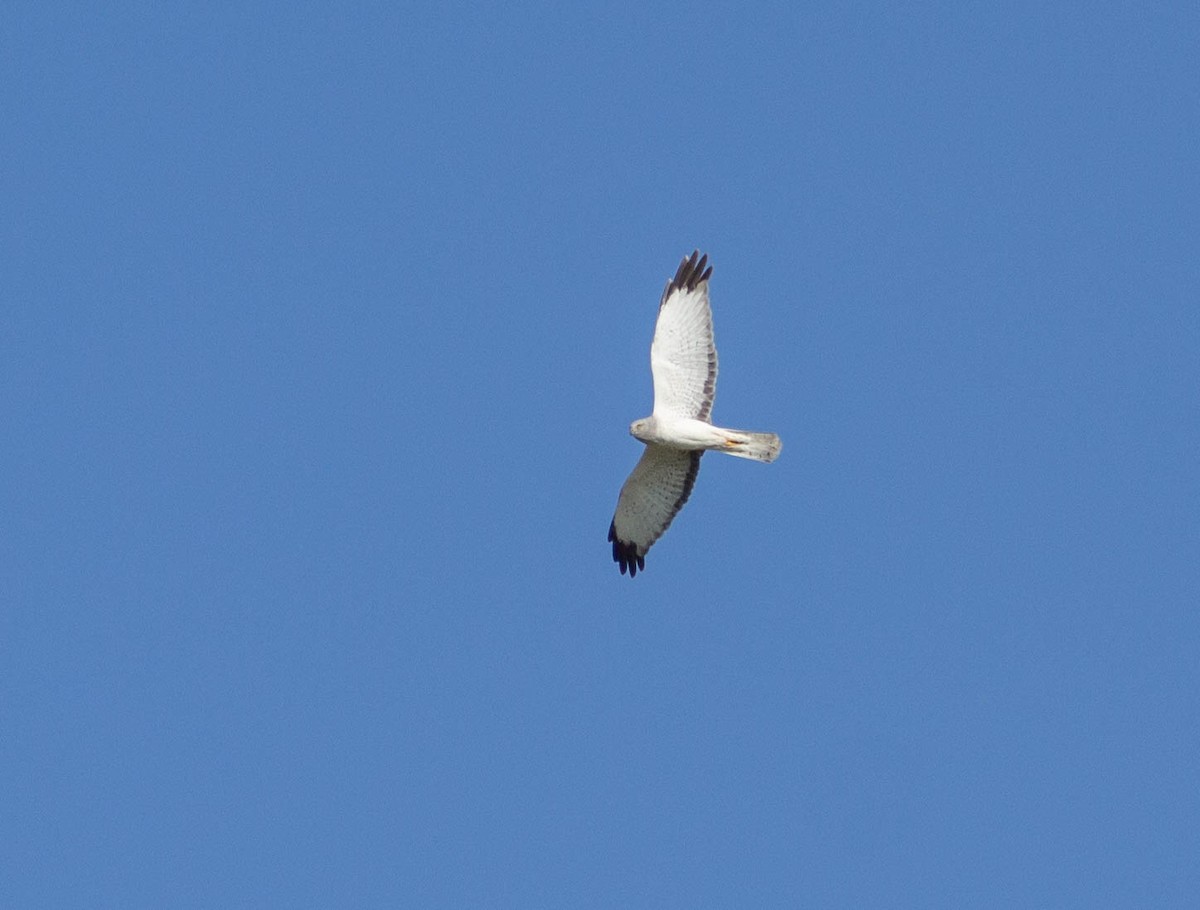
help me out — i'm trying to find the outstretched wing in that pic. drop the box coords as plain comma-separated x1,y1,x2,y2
651,250,718,421
608,445,702,577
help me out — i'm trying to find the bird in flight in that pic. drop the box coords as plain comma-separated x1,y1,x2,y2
608,251,781,577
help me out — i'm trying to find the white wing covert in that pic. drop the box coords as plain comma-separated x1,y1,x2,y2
650,251,718,421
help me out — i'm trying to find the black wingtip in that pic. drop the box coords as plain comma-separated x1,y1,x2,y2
668,250,712,295
608,520,644,578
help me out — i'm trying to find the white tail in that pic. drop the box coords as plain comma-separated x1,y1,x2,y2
714,428,782,463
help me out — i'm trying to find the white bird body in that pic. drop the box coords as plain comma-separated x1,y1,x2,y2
630,415,781,463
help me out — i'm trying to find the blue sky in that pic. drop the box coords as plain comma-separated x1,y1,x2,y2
3,2,1199,906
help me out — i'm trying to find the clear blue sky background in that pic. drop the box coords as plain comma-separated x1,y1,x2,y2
3,2,1198,907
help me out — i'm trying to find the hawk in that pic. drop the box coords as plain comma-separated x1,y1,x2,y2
608,251,782,576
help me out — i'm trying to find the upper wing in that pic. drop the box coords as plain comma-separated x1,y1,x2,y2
650,251,718,421
608,445,702,577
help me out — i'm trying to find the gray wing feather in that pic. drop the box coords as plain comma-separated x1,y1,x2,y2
608,446,702,577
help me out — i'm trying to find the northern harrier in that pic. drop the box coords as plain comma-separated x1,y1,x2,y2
608,251,781,577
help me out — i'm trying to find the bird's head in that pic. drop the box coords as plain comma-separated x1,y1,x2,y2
629,417,653,442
